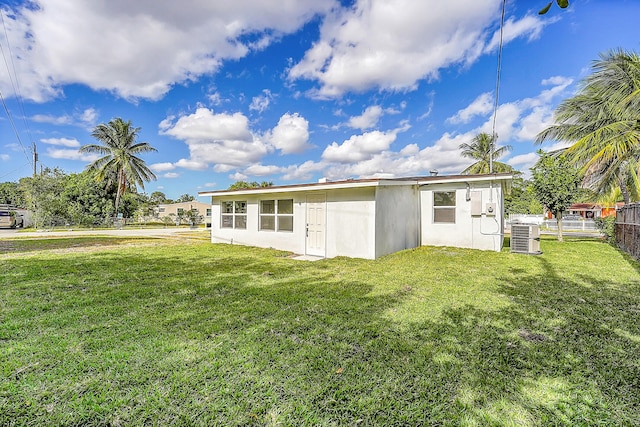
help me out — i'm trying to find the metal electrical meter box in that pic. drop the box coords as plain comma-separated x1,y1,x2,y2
470,191,482,216
485,202,496,216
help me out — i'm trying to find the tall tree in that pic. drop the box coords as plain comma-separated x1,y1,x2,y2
531,151,581,242
80,118,157,215
0,182,23,206
536,49,640,204
176,194,195,202
504,175,543,216
19,168,68,228
149,191,170,205
227,181,273,190
459,133,514,174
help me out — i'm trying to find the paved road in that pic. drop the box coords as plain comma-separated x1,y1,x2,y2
0,227,210,239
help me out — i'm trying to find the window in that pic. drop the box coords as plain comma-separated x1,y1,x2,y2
260,199,294,232
221,201,247,229
433,191,456,223
177,208,184,216
206,208,211,217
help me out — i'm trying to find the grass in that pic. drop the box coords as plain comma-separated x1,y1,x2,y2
1,236,639,426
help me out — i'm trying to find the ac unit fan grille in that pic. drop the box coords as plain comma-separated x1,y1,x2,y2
511,224,541,254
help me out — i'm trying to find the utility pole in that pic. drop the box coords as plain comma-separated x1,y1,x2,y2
32,142,38,177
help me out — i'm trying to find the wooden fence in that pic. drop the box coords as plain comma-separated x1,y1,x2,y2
615,203,640,259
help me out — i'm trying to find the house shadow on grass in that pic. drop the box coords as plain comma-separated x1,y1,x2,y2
2,243,640,426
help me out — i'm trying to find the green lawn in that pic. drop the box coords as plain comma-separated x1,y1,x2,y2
1,236,639,426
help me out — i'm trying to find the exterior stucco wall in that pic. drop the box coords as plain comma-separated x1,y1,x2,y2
209,187,378,259
420,181,504,251
209,192,306,254
325,188,376,259
374,185,420,258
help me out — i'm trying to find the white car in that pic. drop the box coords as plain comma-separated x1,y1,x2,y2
0,211,23,228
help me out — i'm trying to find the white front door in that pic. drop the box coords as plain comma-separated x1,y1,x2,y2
306,195,326,257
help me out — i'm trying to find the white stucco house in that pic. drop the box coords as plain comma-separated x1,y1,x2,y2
198,173,512,259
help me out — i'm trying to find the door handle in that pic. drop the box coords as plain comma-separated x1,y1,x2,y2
306,224,309,237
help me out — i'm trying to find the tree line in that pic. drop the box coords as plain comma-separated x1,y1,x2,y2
0,169,195,228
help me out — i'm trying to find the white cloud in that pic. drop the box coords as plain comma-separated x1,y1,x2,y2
347,105,383,130
40,137,80,147
265,112,311,155
508,152,539,168
322,130,398,163
515,106,554,141
281,160,325,181
1,0,335,101
175,158,209,171
483,15,548,53
45,148,98,162
160,108,253,141
149,162,176,172
542,75,572,86
289,0,546,98
160,107,270,170
31,108,98,129
243,164,284,176
507,151,540,177
249,89,273,113
0,154,9,161
163,172,180,178
31,114,72,125
446,92,493,124
230,172,248,181
322,120,410,164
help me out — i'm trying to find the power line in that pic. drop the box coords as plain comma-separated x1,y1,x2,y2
0,8,36,145
0,88,31,164
490,0,507,174
0,8,36,174
0,162,30,180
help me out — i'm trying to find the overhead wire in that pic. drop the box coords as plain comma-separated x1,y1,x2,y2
490,0,507,174
0,7,34,171
0,8,35,145
0,162,31,180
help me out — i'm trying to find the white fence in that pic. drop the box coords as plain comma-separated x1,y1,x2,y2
507,214,598,232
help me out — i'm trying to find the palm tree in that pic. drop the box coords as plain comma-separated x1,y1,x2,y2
80,118,157,215
459,132,514,174
536,49,640,204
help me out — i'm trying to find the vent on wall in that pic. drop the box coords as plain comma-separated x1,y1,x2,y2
510,224,542,255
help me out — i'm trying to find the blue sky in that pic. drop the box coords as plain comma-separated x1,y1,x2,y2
0,0,639,200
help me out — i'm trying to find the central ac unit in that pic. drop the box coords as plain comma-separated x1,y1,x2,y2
510,224,542,255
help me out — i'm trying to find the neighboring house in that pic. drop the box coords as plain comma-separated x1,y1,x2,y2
155,201,212,226
567,202,623,219
199,173,512,259
543,202,624,219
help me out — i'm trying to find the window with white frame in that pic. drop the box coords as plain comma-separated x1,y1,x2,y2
260,199,293,231
221,201,247,229
433,191,456,223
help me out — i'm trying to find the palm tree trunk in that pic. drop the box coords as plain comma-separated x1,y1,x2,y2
114,169,124,215
619,176,630,204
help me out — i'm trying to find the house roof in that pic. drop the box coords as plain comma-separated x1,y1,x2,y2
570,202,625,210
198,173,513,198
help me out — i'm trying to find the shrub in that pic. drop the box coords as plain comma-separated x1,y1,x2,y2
594,216,616,243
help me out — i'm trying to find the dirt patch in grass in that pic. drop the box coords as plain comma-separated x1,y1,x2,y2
519,329,548,342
